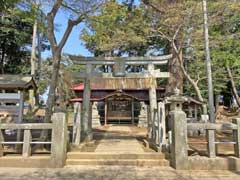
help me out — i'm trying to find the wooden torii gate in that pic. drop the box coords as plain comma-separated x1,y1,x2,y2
70,55,172,148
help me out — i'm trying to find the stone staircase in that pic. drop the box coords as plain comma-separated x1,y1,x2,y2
66,152,170,166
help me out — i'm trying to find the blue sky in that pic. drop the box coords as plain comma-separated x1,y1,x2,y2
42,13,92,59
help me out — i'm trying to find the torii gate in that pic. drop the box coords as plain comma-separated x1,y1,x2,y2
70,55,172,149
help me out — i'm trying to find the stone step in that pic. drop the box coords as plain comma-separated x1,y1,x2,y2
67,152,167,160
66,159,170,166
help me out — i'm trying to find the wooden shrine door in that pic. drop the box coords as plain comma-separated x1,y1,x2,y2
106,97,133,124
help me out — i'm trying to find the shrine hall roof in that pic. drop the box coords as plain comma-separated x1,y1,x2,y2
72,83,165,91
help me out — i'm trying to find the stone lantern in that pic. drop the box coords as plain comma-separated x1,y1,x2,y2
165,88,188,111
164,88,188,170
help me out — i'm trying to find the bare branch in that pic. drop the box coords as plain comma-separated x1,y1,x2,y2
47,0,62,19
60,3,81,14
150,28,172,42
58,16,84,51
58,1,104,51
172,24,183,42
196,73,207,85
46,0,62,49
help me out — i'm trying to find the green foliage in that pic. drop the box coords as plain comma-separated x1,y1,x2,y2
183,0,240,98
209,1,240,91
0,3,33,74
0,0,20,11
81,1,153,56
212,39,240,87
0,0,49,77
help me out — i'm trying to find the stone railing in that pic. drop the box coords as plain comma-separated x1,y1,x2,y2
0,112,67,168
188,120,240,158
170,107,240,170
167,92,240,170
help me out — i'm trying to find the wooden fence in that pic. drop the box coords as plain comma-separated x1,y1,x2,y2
0,112,67,168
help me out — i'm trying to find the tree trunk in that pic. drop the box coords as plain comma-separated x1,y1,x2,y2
37,31,42,79
29,20,38,109
35,30,43,106
203,0,215,122
166,47,184,93
226,65,240,107
44,53,61,123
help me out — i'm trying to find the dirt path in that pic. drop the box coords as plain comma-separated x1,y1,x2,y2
0,166,239,180
95,126,144,153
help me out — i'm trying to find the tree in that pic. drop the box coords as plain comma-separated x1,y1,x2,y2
143,0,203,95
212,40,240,107
81,0,168,77
81,1,152,57
209,1,240,108
25,0,46,109
44,0,104,123
0,1,33,75
143,0,209,113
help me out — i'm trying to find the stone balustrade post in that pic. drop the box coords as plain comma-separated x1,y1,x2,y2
207,129,216,158
51,112,67,168
233,118,240,158
165,89,188,170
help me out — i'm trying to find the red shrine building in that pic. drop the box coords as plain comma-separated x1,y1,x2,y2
71,83,166,126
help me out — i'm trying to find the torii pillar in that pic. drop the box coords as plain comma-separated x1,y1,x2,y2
81,64,93,142
148,63,158,142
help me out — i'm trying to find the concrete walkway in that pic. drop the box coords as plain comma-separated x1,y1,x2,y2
0,166,239,180
95,126,144,153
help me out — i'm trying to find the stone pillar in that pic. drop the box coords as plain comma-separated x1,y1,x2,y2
158,102,166,150
104,100,107,126
170,108,188,169
131,101,135,125
92,102,101,128
148,63,157,140
233,118,240,158
138,102,148,128
207,129,216,158
88,102,93,141
166,90,188,170
73,102,81,145
81,64,92,142
51,112,67,168
16,91,24,151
